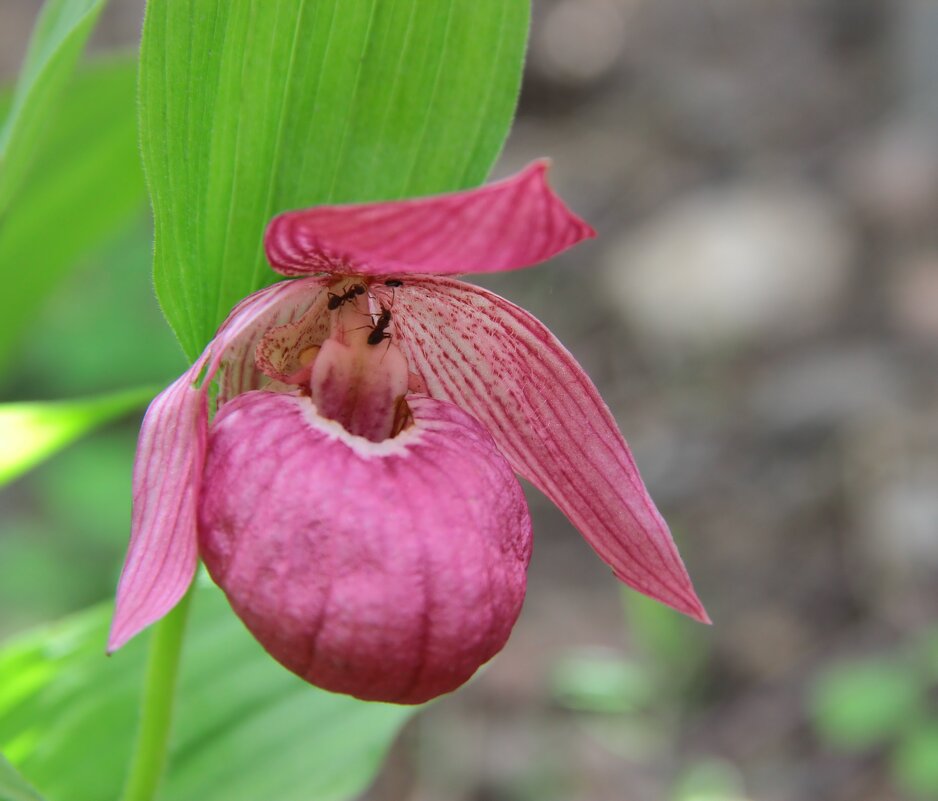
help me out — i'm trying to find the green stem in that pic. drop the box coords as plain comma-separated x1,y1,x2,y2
120,585,194,801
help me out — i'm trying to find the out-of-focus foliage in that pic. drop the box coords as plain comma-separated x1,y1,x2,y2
0,754,44,801
809,635,938,799
9,223,184,397
0,225,183,634
892,724,938,799
624,588,711,691
810,659,922,750
0,583,418,801
670,759,747,801
551,649,655,714
0,387,155,487
0,0,107,214
140,0,530,358
0,56,145,372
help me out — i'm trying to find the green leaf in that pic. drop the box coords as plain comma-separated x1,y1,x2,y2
0,754,45,801
140,0,530,359
0,0,108,214
0,584,417,801
0,55,146,373
809,659,923,751
0,386,156,487
892,723,938,799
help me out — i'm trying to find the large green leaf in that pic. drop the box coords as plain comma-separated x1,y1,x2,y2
141,0,530,359
0,386,157,487
0,0,108,214
0,755,45,801
0,584,416,801
0,56,146,372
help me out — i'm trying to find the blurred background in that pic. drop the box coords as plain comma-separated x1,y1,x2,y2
3,1,938,799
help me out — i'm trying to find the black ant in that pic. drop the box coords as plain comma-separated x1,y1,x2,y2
327,283,365,310
367,307,393,346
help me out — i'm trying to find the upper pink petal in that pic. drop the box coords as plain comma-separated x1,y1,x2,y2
264,161,595,278
198,390,533,704
108,277,330,651
391,277,709,623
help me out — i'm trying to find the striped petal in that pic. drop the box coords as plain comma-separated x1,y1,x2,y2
390,277,708,622
199,391,532,704
108,277,329,651
264,161,595,278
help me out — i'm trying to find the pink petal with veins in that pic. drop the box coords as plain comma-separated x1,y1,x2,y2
199,391,532,704
391,277,709,623
254,287,332,385
264,161,595,278
108,277,330,651
106,363,206,652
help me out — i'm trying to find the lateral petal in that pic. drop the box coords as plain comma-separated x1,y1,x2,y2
106,364,206,652
108,277,330,651
199,391,533,704
391,277,709,623
264,161,594,278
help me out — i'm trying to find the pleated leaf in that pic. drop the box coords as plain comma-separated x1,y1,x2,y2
0,56,146,372
140,0,530,359
0,584,416,801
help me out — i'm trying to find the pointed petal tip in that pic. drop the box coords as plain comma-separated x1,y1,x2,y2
105,604,163,654
665,579,710,624
687,598,713,625
620,574,710,625
105,616,140,654
523,158,597,242
105,631,126,655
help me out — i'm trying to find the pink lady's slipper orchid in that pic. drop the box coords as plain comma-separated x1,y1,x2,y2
109,162,707,704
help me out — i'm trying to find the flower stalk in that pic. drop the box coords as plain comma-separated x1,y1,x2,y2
120,584,194,801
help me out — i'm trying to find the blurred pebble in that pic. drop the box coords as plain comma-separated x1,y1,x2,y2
723,606,811,680
601,182,856,351
846,408,938,617
887,253,938,343
747,345,907,432
837,122,938,232
530,0,630,86
624,0,878,153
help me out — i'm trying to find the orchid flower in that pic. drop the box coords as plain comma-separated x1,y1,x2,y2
109,162,707,704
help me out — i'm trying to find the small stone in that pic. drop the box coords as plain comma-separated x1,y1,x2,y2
888,253,938,343
838,122,938,233
531,0,630,86
601,182,856,351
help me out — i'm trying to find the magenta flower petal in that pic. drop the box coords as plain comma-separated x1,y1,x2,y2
108,277,330,651
264,161,595,278
199,391,532,704
391,277,709,623
107,365,206,652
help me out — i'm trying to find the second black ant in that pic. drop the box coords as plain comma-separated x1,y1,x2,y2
327,283,366,310
367,307,393,346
